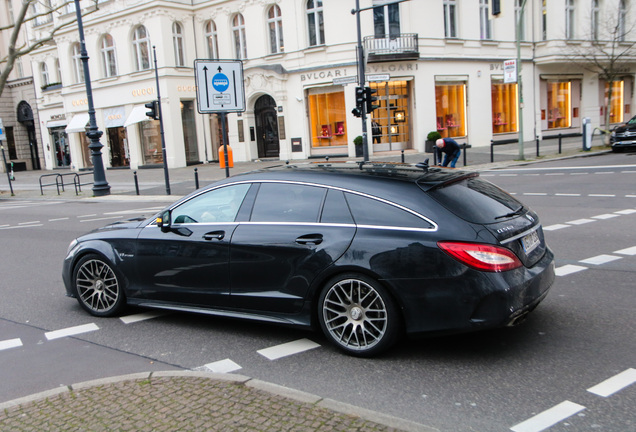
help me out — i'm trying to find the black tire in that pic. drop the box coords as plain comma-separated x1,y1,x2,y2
318,273,401,357
72,254,126,317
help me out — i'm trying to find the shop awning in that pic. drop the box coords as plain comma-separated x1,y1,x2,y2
65,113,90,133
46,120,68,128
124,105,150,128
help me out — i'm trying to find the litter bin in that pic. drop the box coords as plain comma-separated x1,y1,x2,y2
582,117,592,151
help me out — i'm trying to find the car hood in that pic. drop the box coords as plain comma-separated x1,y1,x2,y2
92,217,146,232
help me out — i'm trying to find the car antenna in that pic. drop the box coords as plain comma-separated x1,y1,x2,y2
415,158,430,172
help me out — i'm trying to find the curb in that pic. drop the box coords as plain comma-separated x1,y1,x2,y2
0,371,440,432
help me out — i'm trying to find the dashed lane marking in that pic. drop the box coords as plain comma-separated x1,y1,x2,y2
555,193,581,197
523,193,548,196
48,217,69,222
45,323,99,340
543,224,570,231
120,311,170,324
79,216,124,223
587,368,636,397
204,359,242,373
257,338,320,360
589,194,616,197
579,255,622,265
615,246,636,255
615,209,636,215
0,338,23,351
592,213,619,220
0,224,44,230
510,401,585,432
555,265,588,277
566,218,595,225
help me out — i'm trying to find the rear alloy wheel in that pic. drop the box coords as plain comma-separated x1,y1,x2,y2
318,274,400,357
73,254,125,317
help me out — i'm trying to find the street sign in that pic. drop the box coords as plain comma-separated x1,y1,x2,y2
333,76,357,86
366,73,390,82
194,60,246,113
0,118,5,141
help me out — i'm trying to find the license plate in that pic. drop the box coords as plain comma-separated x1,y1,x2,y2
521,230,540,253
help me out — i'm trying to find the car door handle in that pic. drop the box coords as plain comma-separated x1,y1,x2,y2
296,234,323,245
203,231,225,241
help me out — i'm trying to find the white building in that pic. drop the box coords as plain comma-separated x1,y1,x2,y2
25,0,636,171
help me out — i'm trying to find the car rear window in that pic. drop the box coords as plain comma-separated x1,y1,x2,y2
428,177,523,224
345,192,434,230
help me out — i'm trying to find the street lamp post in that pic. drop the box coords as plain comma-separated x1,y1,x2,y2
74,0,110,196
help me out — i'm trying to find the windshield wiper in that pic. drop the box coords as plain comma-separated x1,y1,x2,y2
495,205,524,220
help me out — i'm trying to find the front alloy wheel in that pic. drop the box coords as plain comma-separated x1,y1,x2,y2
73,254,125,317
318,274,400,357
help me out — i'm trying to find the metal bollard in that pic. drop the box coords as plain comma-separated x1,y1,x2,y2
401,149,405,163
536,136,540,158
133,171,140,195
194,167,200,190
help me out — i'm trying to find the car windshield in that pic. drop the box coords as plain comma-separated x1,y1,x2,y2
428,177,524,224
627,116,636,125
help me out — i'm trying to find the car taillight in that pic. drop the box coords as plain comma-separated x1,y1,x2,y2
437,241,523,272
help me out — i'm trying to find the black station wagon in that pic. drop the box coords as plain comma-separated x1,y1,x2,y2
63,162,555,356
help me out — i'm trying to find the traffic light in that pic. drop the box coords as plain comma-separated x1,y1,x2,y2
145,100,159,120
365,87,379,114
351,107,362,117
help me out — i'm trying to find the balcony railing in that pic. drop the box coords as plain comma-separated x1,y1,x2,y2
364,33,419,62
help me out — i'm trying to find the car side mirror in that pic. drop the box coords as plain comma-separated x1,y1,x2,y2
156,210,172,233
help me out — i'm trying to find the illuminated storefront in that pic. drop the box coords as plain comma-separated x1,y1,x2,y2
308,88,348,149
369,80,411,151
491,79,518,134
602,80,628,125
435,79,467,138
140,120,163,166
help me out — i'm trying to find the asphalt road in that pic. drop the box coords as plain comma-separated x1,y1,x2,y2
0,152,634,432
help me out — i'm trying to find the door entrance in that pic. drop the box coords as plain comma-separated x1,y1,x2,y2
254,95,279,158
107,127,129,167
17,101,41,170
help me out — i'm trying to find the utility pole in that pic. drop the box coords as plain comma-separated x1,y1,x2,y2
353,0,369,161
516,0,527,160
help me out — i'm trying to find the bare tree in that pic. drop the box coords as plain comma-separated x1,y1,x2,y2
564,0,636,140
0,0,98,98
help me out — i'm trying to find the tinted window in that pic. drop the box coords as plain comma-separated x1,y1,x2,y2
251,183,325,223
172,183,250,224
321,189,354,224
345,193,433,229
428,177,523,224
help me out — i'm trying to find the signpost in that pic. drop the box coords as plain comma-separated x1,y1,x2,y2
195,60,246,177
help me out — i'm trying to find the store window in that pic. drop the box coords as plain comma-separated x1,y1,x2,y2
50,128,70,168
79,133,93,168
181,100,199,163
491,79,518,134
369,81,411,151
140,120,163,165
435,80,467,138
604,80,625,125
308,88,347,148
547,81,571,129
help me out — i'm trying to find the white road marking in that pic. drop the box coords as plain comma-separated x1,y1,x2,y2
594,171,614,174
45,323,99,340
615,209,636,215
615,246,636,256
543,224,570,231
204,359,242,373
555,265,587,277
523,174,540,176
510,401,585,432
120,311,170,324
257,338,320,360
627,195,636,198
545,173,564,176
79,216,124,223
555,193,581,197
0,224,43,230
567,219,595,225
589,194,615,197
523,193,548,196
18,221,40,225
77,214,97,218
622,170,636,173
500,174,518,177
587,368,636,397
579,255,622,265
48,217,70,222
592,213,619,220
0,338,23,351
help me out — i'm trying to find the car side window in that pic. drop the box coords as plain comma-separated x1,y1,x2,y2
172,183,250,224
320,189,354,224
345,192,434,229
250,183,326,223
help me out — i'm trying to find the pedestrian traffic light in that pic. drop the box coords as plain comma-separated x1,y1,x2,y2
365,87,379,114
145,100,159,120
351,107,362,118
355,86,365,110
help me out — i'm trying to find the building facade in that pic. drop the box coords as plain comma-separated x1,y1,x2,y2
22,0,636,171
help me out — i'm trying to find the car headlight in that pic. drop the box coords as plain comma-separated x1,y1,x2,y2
67,238,79,255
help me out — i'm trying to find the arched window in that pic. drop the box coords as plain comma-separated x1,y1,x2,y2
267,5,284,54
232,13,247,59
100,34,117,77
132,25,151,71
40,62,49,86
306,0,324,46
204,20,219,59
72,43,84,83
173,22,185,66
